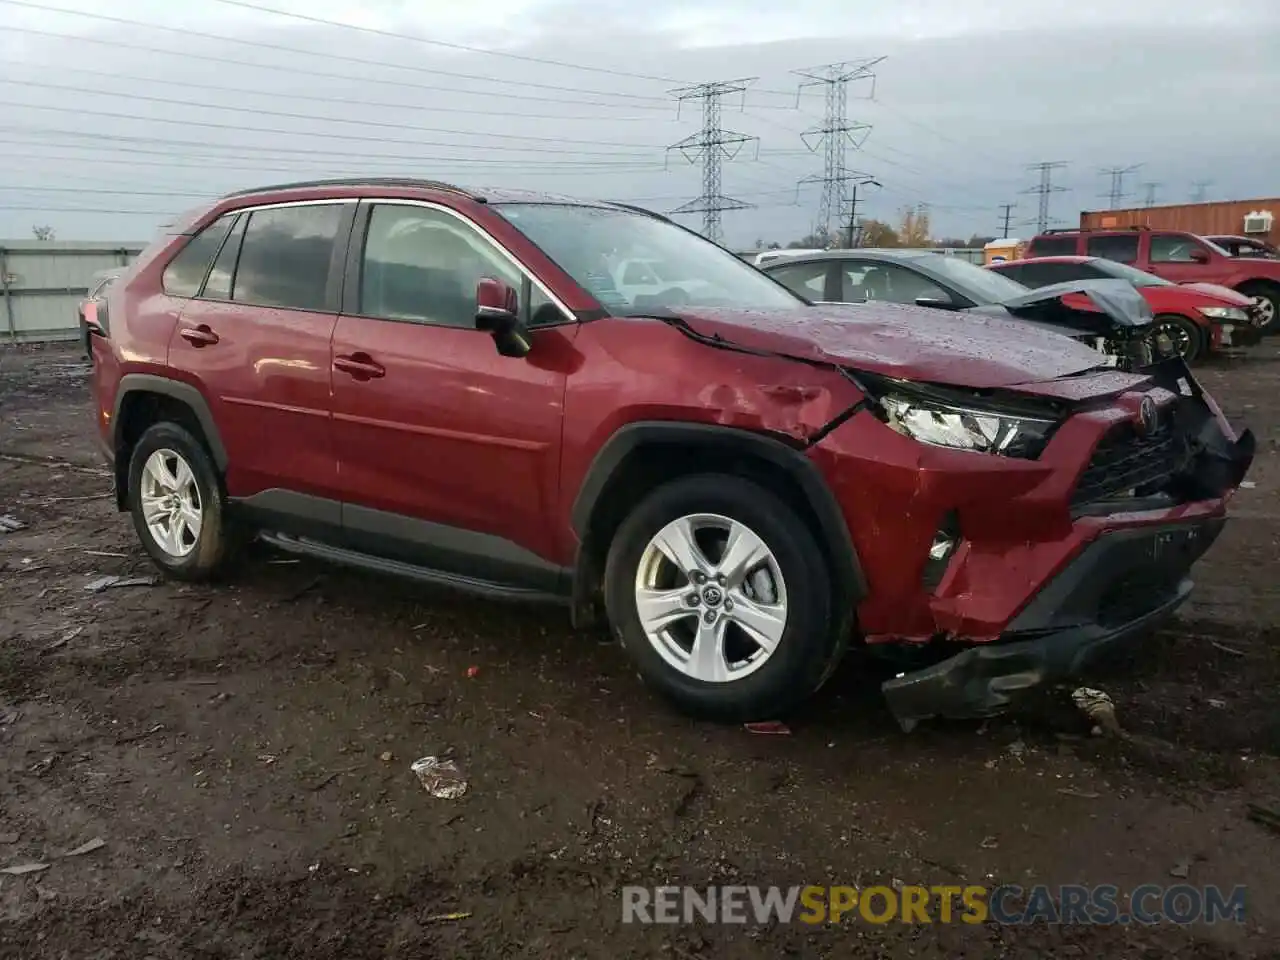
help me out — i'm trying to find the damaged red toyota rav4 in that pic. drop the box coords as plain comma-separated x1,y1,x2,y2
86,179,1255,728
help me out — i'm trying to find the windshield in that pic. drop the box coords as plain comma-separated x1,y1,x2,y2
1090,258,1172,287
493,203,804,313
912,253,1029,303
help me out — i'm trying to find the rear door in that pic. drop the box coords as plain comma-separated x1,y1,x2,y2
171,200,354,510
328,199,576,590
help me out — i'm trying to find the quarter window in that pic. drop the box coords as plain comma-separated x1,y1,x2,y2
359,204,548,327
231,204,344,311
162,214,234,298
1085,234,1139,263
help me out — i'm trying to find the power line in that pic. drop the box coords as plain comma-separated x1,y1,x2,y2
1190,180,1213,202
0,99,658,157
844,175,881,247
666,79,760,245
998,202,1016,237
791,58,882,239
0,78,662,151
1022,161,1068,233
208,0,683,84
1,62,672,124
1140,181,1161,208
1,24,674,112
0,1,674,104
1099,164,1140,208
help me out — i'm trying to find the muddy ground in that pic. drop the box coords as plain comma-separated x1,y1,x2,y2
1,342,1278,959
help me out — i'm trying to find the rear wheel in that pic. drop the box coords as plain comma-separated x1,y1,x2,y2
127,422,239,581
603,474,840,721
1152,313,1205,361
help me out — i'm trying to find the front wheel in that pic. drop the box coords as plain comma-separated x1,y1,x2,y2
127,422,239,581
1238,282,1279,334
603,474,840,721
1152,313,1205,362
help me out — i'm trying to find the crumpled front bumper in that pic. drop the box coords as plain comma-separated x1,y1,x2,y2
881,518,1221,729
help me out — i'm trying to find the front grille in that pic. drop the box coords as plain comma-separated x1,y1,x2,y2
1071,418,1188,508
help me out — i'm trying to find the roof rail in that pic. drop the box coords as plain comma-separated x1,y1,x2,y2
220,177,480,200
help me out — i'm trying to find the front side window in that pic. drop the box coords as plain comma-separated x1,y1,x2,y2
358,203,556,327
841,262,947,304
162,213,234,298
1085,234,1139,263
231,203,344,311
768,261,828,299
1149,233,1207,263
493,203,804,314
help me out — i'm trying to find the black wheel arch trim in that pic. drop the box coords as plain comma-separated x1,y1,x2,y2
571,421,868,601
113,374,228,470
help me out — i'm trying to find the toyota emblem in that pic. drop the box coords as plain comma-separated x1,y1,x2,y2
1136,396,1157,436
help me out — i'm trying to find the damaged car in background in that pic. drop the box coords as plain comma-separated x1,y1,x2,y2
760,247,1172,371
89,180,1254,731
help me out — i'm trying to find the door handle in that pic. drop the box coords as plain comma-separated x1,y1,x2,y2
334,353,385,379
179,324,219,347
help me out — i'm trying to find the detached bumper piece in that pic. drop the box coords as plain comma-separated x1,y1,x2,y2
1221,322,1265,348
882,518,1225,729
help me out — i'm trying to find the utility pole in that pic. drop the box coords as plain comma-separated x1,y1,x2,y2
666,79,760,245
844,175,881,247
1022,161,1068,233
1099,164,1140,209
1190,180,1213,203
793,58,883,241
1140,181,1161,208
998,202,1016,238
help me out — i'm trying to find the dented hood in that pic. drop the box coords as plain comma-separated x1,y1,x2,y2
667,302,1124,390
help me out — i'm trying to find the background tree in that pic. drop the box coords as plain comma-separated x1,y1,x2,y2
31,225,55,241
897,206,932,247
858,219,900,247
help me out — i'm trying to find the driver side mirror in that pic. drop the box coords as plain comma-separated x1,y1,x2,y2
1189,248,1211,264
475,277,531,358
914,290,957,310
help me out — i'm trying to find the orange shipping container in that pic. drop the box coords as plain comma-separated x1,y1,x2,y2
1079,198,1280,246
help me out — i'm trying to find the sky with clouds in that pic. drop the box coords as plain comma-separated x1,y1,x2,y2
0,0,1277,248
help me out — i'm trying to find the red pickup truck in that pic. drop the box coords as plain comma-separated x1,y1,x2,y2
1025,227,1280,331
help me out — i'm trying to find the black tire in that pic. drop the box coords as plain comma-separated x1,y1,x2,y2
603,474,839,722
1237,282,1280,335
1153,313,1205,362
126,421,239,581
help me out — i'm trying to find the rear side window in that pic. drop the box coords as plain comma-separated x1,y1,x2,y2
1026,235,1076,257
231,204,344,311
1086,234,1139,263
162,214,234,298
202,214,246,301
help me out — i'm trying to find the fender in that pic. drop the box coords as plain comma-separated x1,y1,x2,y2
571,421,868,602
113,374,228,470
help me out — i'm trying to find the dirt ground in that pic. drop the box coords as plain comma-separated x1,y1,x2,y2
1,342,1279,959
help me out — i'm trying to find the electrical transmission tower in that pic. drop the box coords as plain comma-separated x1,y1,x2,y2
1099,165,1141,208
1022,161,1068,233
666,79,760,245
1190,180,1213,202
792,58,883,240
1140,181,1161,208
998,202,1016,237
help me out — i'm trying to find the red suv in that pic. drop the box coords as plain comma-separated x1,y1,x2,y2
88,179,1255,727
1026,227,1280,331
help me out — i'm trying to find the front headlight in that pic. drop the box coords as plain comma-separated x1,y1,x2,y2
1199,306,1248,322
880,395,1057,458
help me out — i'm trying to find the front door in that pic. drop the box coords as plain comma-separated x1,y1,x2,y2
171,201,352,512
329,200,577,591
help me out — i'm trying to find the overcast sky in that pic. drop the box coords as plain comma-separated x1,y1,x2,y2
0,0,1277,249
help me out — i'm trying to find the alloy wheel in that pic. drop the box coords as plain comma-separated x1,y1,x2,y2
1253,295,1276,327
1154,319,1194,358
139,448,203,558
633,513,787,683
